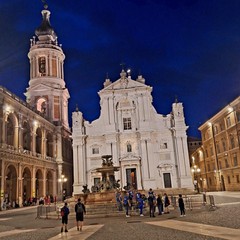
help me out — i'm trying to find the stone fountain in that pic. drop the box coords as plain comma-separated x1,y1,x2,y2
81,155,120,203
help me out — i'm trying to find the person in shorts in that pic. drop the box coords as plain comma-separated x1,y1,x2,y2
61,202,70,233
75,198,86,231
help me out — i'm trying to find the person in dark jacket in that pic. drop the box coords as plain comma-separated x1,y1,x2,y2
75,198,86,231
157,194,163,215
178,194,186,217
164,193,170,214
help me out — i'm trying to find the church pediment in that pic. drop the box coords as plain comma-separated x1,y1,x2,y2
120,154,140,161
102,76,149,92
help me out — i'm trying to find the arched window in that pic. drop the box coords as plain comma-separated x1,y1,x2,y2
6,115,14,146
36,128,42,154
23,121,31,151
36,98,47,114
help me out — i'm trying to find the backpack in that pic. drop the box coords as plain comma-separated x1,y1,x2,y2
77,203,83,213
61,208,65,217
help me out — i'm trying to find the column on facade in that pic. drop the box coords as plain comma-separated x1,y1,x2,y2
102,97,110,125
0,115,5,145
140,138,150,181
109,96,115,125
17,163,23,206
31,165,36,198
46,55,49,77
43,168,46,197
143,95,150,121
140,94,145,121
42,129,47,158
14,126,18,149
175,133,192,188
32,131,36,154
0,160,5,209
52,170,57,198
57,163,63,196
18,113,23,151
73,139,86,195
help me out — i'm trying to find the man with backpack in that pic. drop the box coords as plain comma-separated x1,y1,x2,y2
61,202,70,233
75,198,86,231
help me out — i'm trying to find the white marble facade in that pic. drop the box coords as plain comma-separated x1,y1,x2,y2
72,70,193,194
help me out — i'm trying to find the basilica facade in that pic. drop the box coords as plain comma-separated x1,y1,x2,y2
72,71,193,194
0,7,72,208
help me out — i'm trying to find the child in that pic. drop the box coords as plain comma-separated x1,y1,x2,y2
178,194,186,217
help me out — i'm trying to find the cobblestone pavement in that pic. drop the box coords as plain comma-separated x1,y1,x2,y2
0,192,239,240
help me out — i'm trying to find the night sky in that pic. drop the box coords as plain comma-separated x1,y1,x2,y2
1,0,240,138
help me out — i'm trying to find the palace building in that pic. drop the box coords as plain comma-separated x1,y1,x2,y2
191,96,240,192
72,71,193,194
0,6,72,208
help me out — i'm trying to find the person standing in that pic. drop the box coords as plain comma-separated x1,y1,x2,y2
148,188,155,217
164,193,170,214
123,192,130,217
61,202,70,233
137,193,144,216
75,198,86,231
115,190,123,211
178,194,186,217
157,194,163,215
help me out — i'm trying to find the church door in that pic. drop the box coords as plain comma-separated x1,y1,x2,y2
163,173,172,188
126,168,137,189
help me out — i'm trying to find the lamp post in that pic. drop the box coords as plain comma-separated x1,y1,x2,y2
192,165,201,193
58,175,67,202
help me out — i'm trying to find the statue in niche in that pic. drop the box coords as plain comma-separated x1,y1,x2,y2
41,101,46,114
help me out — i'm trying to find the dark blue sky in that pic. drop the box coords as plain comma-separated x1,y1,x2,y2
0,0,240,138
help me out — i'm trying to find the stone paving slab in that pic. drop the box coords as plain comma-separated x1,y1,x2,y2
147,220,240,240
48,224,104,240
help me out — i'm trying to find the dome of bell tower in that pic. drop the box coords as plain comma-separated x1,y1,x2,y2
35,7,57,43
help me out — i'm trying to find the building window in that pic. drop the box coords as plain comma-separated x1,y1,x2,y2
209,177,212,186
127,143,132,152
236,175,240,183
92,147,99,154
216,143,220,154
160,142,168,149
214,125,218,134
226,117,231,128
219,161,222,169
38,57,46,75
205,149,208,158
220,123,224,131
227,176,231,184
233,154,238,167
210,147,213,156
230,136,235,149
123,118,132,130
207,163,211,172
222,140,226,151
225,158,229,168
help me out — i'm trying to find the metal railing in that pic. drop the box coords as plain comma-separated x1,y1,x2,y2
36,205,58,219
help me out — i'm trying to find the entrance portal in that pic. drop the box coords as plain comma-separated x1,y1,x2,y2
126,168,137,189
163,173,172,188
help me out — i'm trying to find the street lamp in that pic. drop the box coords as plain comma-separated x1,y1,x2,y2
58,175,67,201
191,165,201,193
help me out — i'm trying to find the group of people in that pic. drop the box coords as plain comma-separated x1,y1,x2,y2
60,198,86,233
116,188,186,217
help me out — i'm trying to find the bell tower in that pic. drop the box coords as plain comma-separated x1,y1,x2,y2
25,4,70,130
